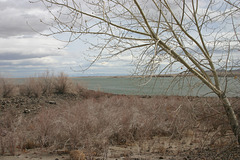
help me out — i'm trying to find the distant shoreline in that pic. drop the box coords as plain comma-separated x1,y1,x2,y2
72,72,240,79
5,70,240,80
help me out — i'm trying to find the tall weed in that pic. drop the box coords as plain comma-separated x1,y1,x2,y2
0,77,16,98
38,70,55,95
54,72,71,94
19,71,76,97
19,77,42,98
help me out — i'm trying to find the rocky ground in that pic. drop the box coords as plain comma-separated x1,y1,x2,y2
0,92,240,160
0,93,81,115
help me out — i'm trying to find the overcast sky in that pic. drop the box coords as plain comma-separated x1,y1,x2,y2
0,0,239,78
0,0,133,78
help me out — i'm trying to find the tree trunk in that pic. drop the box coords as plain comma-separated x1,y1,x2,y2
220,95,240,145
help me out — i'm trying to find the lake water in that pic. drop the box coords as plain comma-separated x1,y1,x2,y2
72,76,240,97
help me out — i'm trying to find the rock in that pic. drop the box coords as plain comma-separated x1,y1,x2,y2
48,101,57,104
23,108,30,113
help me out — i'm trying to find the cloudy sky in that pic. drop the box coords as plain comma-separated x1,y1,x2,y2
0,0,133,78
0,0,239,78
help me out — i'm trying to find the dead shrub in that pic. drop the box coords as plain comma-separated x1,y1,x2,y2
0,134,16,156
5,134,16,156
20,77,42,98
21,140,38,150
0,109,19,156
164,96,236,148
52,72,87,95
69,150,85,160
54,72,71,94
0,78,16,98
19,71,74,96
0,136,5,155
31,108,58,148
38,70,55,95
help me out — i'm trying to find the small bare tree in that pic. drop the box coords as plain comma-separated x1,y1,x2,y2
33,0,240,144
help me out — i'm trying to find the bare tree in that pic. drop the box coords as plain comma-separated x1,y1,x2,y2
33,0,240,144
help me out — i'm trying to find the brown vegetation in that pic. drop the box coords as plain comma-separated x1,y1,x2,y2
0,72,83,98
69,150,85,160
0,72,240,159
0,78,16,98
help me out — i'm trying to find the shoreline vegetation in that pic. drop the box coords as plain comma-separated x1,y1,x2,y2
0,72,240,159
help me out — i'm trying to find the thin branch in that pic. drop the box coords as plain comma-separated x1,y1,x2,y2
134,0,157,39
43,0,151,37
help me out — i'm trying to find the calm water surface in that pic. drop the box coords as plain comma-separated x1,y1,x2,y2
11,76,240,97
72,76,240,97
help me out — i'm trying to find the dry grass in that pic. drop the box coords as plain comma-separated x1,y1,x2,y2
54,72,72,94
0,108,18,155
1,94,238,156
0,72,239,157
18,71,82,97
69,150,86,160
19,77,43,98
38,70,55,95
0,77,17,98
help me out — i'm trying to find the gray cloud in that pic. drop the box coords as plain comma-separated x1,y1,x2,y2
0,52,58,60
0,35,66,58
0,61,12,66
0,0,49,38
